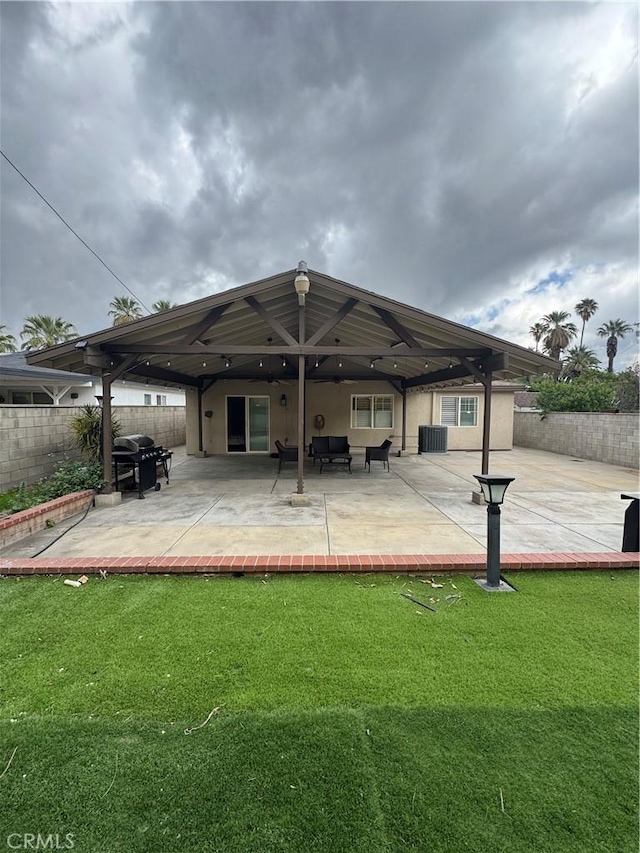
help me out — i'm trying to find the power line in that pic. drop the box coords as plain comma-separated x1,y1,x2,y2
0,149,151,313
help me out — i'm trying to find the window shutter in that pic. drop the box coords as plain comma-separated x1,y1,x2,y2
441,397,458,426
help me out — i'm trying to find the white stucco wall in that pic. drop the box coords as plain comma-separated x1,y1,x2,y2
0,379,185,407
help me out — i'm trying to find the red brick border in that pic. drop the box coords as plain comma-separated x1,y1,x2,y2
0,551,637,576
0,490,95,548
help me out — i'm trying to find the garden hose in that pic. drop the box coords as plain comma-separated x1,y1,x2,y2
31,496,95,558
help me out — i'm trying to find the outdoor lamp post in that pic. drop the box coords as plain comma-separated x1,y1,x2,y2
473,474,515,589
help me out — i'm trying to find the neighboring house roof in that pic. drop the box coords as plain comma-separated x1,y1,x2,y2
0,353,92,385
26,266,559,389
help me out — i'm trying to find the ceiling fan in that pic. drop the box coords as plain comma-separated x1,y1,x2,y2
250,375,292,387
313,376,358,385
248,336,292,386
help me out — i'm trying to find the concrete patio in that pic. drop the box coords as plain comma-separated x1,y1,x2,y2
2,446,638,559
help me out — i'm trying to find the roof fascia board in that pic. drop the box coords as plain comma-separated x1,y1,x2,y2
26,270,297,365
308,270,559,371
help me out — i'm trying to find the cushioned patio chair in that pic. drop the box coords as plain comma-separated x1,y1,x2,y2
275,440,298,472
365,439,392,472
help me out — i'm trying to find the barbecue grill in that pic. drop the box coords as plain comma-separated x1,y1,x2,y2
112,434,172,499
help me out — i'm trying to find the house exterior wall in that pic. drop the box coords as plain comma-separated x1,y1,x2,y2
185,381,516,455
0,379,185,407
0,405,186,490
514,411,639,469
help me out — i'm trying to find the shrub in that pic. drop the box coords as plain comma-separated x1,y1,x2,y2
6,461,105,514
614,365,640,412
69,404,121,462
533,376,616,418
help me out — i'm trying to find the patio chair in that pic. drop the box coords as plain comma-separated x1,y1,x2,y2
365,439,392,472
274,440,298,472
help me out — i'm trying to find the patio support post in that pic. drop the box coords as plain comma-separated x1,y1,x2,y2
197,388,204,453
297,302,306,495
481,371,493,475
486,503,502,588
401,387,407,452
101,374,113,494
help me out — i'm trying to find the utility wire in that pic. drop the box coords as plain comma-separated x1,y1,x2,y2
0,149,151,313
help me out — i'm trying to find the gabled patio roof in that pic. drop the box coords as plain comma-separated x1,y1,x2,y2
26,266,558,388
27,265,558,493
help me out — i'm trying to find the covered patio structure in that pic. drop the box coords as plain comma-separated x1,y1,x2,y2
27,263,558,498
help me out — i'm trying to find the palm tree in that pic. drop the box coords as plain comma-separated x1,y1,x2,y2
561,345,600,379
528,322,546,352
541,311,578,361
597,319,632,373
0,325,17,352
20,315,77,350
152,299,177,313
108,295,143,326
574,298,599,346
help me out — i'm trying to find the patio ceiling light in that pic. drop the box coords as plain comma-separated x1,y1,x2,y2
294,260,310,305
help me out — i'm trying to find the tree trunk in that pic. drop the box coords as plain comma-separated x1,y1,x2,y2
607,336,617,373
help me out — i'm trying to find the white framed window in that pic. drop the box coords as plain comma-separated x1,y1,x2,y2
156,394,167,406
441,396,478,427
144,393,152,406
351,394,394,429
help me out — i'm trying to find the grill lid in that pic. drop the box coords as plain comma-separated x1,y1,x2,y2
114,434,155,452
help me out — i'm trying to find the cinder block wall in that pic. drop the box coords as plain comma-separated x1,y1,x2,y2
0,406,186,490
514,412,639,469
115,407,186,450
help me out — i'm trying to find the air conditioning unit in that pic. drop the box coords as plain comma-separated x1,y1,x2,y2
418,425,448,454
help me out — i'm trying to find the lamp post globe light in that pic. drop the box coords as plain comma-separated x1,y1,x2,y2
294,260,310,306
473,474,515,591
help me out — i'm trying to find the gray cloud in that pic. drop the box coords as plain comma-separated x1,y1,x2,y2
1,1,637,366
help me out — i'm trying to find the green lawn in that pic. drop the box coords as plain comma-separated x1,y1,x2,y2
1,572,637,852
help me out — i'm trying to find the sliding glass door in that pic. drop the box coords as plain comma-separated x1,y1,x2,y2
226,396,270,453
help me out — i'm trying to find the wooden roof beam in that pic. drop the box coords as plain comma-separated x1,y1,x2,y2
306,298,359,346
179,303,232,345
103,344,492,358
244,295,298,346
403,352,508,388
128,363,201,387
372,306,422,349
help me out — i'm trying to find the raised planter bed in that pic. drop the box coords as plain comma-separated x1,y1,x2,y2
0,490,95,548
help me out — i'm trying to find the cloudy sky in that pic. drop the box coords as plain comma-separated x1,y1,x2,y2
1,1,638,366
